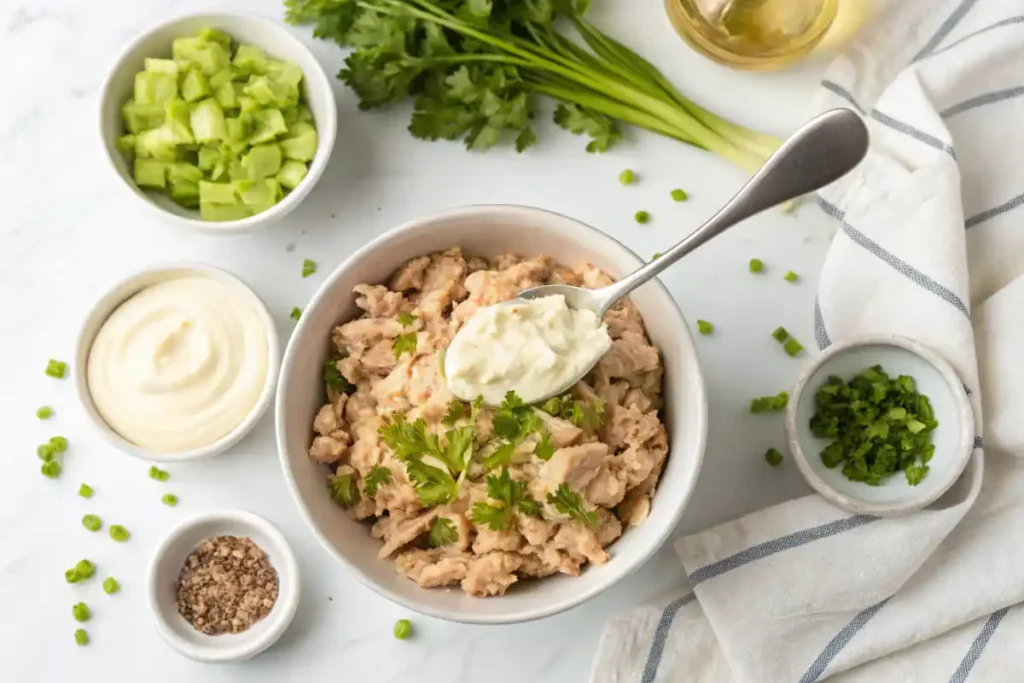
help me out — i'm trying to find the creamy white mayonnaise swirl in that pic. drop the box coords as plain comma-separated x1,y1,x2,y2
444,295,612,405
87,275,269,452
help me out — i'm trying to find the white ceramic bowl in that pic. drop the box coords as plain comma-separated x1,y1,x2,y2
75,263,280,463
786,335,974,516
276,205,708,624
98,12,338,234
147,510,300,662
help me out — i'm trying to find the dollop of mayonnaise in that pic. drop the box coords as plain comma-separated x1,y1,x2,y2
444,295,612,405
87,275,269,452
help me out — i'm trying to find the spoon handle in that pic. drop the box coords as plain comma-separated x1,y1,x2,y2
596,108,869,317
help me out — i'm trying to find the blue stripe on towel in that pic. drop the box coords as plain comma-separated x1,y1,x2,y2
814,297,832,350
870,110,957,158
941,87,1024,119
927,15,1024,60
798,599,891,683
965,192,1024,229
974,435,983,450
912,0,981,61
687,515,879,586
640,594,695,683
948,607,1010,682
821,80,866,114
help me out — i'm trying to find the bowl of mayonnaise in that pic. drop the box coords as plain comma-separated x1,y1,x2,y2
75,263,279,462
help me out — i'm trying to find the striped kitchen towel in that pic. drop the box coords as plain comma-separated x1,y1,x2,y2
593,0,1024,681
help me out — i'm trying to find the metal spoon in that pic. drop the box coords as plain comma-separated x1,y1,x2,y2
451,108,869,404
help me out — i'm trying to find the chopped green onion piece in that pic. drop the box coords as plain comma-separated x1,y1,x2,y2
783,338,804,357
148,466,169,482
82,515,102,532
750,391,789,413
37,444,56,462
290,306,302,321
41,461,61,478
618,169,635,185
109,525,130,543
103,577,120,595
73,602,91,622
764,448,784,467
670,188,688,202
36,406,54,420
634,210,650,224
772,326,790,343
162,493,179,506
651,252,662,261
74,629,89,646
50,436,68,453
45,359,68,379
749,258,764,273
66,559,95,584
78,483,94,498
784,270,800,282
393,618,412,640
696,319,714,335
302,258,317,277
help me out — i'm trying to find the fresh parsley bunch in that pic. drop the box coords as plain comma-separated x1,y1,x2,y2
285,0,780,169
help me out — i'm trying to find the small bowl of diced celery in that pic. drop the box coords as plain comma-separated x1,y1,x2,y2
99,13,337,232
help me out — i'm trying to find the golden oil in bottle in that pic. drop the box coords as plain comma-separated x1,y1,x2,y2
665,0,841,71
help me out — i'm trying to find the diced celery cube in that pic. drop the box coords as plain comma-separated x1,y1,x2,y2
116,134,136,159
176,145,199,164
241,143,282,180
121,100,165,133
249,109,287,144
134,71,177,105
238,178,280,210
201,202,249,221
197,145,222,171
199,180,238,205
226,116,250,144
233,45,268,75
135,127,177,161
208,68,237,89
163,99,195,144
238,96,260,114
172,37,206,62
214,81,238,109
267,61,304,89
228,158,249,181
243,76,291,107
280,126,318,162
134,159,167,188
169,180,200,208
210,162,228,181
282,104,314,126
174,37,230,75
276,160,308,190
199,27,233,52
190,99,228,142
167,162,203,185
145,58,179,75
181,69,210,103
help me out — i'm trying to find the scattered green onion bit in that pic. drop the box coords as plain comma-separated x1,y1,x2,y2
37,444,56,462
810,365,937,486
82,515,102,532
50,436,68,453
302,258,317,278
749,258,764,273
651,252,662,261
162,493,179,507
750,391,789,413
670,188,688,202
634,210,650,224
41,461,61,478
109,525,131,543
103,577,120,595
393,618,412,640
783,338,804,357
36,406,54,420
290,306,302,321
784,270,800,282
772,326,790,343
72,602,91,622
66,559,95,584
618,169,635,185
764,448,784,467
148,466,170,482
74,629,89,646
696,319,714,336
45,359,68,379
78,483,94,498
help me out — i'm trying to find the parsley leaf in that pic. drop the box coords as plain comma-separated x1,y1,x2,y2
538,393,605,431
547,484,598,528
442,399,465,427
378,413,477,506
404,460,459,506
469,501,511,531
392,332,418,359
324,357,356,394
364,465,392,497
397,312,418,327
553,103,622,153
428,517,459,547
328,473,360,507
535,431,555,461
469,468,541,530
379,414,441,461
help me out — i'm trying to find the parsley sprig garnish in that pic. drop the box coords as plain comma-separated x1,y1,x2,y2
547,484,598,529
324,356,356,394
364,465,392,497
538,394,606,431
482,391,552,469
328,473,360,507
428,517,459,547
469,468,542,531
392,332,418,359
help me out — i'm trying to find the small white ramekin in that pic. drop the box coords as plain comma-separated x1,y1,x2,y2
98,12,338,234
74,262,280,463
147,510,300,662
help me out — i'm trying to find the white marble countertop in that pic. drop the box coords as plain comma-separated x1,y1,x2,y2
1,0,834,680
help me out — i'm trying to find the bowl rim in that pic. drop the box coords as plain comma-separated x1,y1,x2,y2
146,509,301,662
74,261,280,463
784,333,975,517
275,203,708,623
97,10,338,234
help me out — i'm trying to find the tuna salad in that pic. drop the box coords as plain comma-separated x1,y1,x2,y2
310,247,668,597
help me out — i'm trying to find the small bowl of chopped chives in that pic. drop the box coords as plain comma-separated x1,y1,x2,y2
786,335,975,516
98,13,337,234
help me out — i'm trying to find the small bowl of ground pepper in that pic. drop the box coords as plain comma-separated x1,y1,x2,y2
786,335,975,517
147,510,300,662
